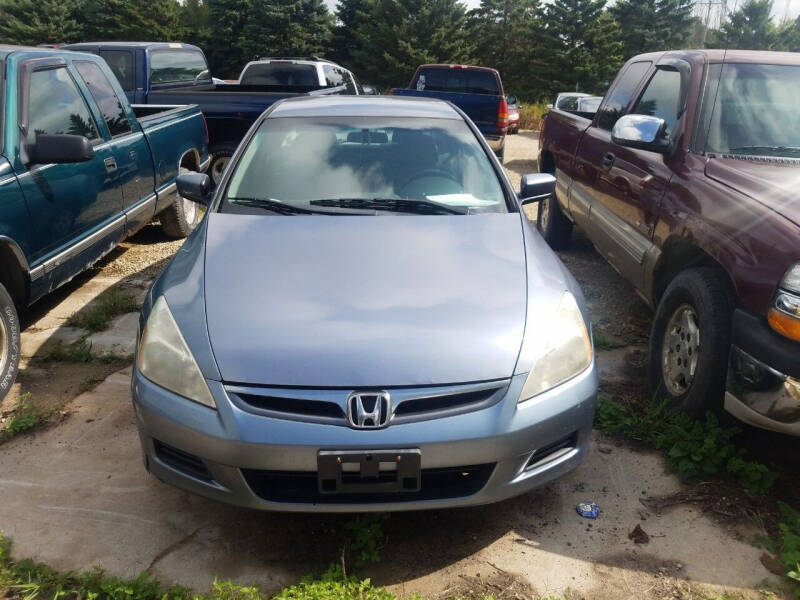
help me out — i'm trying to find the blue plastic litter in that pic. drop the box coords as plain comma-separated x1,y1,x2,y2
576,501,599,518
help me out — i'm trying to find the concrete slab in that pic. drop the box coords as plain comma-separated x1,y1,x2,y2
86,313,139,356
0,369,779,599
21,326,86,358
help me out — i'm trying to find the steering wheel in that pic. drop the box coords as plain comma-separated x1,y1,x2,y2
400,169,461,193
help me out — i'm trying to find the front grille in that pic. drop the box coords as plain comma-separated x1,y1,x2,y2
154,440,214,483
242,463,495,504
226,381,508,426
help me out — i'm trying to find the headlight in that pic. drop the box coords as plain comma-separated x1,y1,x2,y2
782,263,800,294
519,292,593,402
136,296,216,408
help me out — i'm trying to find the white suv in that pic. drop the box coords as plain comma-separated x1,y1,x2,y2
238,57,363,93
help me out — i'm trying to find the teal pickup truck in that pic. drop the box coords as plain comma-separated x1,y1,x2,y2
0,45,210,400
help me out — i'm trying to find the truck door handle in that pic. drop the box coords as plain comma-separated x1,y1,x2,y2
129,150,137,160
602,153,615,171
104,157,117,173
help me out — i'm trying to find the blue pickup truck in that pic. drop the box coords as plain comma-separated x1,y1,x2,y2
390,64,508,161
62,43,353,183
0,45,209,401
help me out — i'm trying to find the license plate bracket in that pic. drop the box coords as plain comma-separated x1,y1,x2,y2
318,449,421,494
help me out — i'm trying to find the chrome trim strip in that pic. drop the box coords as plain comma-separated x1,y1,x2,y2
157,181,178,198
199,155,211,172
41,216,125,274
125,193,157,219
0,176,18,187
29,265,44,282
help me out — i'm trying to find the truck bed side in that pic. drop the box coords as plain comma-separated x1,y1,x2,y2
538,108,592,215
391,88,501,135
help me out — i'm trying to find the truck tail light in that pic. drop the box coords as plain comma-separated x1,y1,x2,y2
497,96,508,132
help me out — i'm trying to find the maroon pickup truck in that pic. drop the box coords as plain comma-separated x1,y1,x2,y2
537,50,800,435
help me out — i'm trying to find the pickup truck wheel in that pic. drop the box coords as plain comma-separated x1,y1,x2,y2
537,191,573,250
209,143,237,185
648,268,732,417
0,283,20,403
160,168,202,239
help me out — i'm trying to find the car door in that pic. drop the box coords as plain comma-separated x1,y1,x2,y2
73,59,156,234
14,57,124,288
571,60,670,290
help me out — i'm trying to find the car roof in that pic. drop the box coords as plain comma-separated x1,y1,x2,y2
630,48,800,65
0,44,99,61
63,41,204,51
417,63,499,73
269,96,462,120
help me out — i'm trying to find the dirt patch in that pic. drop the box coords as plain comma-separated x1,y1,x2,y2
93,224,183,281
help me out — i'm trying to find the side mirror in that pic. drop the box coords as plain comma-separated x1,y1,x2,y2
546,103,554,110
519,173,556,205
27,134,93,164
362,85,378,95
611,114,670,153
176,172,213,205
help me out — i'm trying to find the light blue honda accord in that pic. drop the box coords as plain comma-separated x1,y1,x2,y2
131,96,598,512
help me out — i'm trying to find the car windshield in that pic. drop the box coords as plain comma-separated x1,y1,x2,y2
240,63,319,86
705,63,800,158
222,116,508,215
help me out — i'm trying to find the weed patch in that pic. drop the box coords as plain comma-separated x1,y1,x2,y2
4,394,40,436
345,515,388,568
596,395,778,494
517,101,549,130
67,288,137,333
592,330,621,350
48,338,132,365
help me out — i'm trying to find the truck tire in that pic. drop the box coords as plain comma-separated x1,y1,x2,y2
0,283,20,403
160,168,202,239
208,143,237,186
648,268,733,417
536,191,573,250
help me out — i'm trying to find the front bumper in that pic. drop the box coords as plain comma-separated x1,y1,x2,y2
131,365,597,512
725,309,800,435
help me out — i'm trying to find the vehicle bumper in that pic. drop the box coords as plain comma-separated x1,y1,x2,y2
131,365,597,512
484,134,505,153
725,309,800,435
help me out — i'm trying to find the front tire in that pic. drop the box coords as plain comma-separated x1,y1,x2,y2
648,268,733,417
160,167,202,239
0,283,20,403
536,189,573,250
208,143,237,186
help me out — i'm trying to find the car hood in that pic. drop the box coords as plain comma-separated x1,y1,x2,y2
705,157,800,227
203,213,528,387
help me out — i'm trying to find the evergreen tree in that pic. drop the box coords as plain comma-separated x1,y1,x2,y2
206,0,252,78
710,0,778,49
239,0,332,62
353,0,474,89
468,0,542,98
610,0,694,59
80,0,184,42
0,0,82,45
330,0,374,68
537,0,623,97
182,0,212,50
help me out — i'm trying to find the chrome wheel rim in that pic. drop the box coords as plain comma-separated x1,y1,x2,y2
182,196,197,225
0,311,8,377
539,195,551,232
211,156,229,185
661,304,701,396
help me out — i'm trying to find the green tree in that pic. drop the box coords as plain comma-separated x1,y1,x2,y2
182,0,212,49
353,0,474,89
468,0,542,98
330,0,374,69
80,0,184,41
610,0,694,59
238,0,332,63
709,0,778,49
206,0,251,78
0,0,82,45
537,0,623,98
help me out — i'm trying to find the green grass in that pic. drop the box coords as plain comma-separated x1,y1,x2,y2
592,330,620,350
517,100,549,131
66,288,138,333
47,338,131,364
595,394,777,494
4,394,40,436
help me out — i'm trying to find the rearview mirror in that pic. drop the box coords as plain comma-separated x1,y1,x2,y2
519,173,556,205
611,114,670,153
176,172,213,205
27,134,93,165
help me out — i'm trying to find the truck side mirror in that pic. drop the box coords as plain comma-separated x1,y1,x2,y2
176,172,213,205
611,114,670,153
519,173,556,206
27,134,94,165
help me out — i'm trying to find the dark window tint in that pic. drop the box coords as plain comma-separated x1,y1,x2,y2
323,65,343,86
74,61,132,137
597,61,651,130
150,49,210,85
414,67,500,95
631,68,681,137
99,50,134,91
559,96,580,111
27,67,99,144
241,62,318,86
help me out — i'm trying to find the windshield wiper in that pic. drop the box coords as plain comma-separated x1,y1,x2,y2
228,197,331,215
309,197,468,215
728,145,800,156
